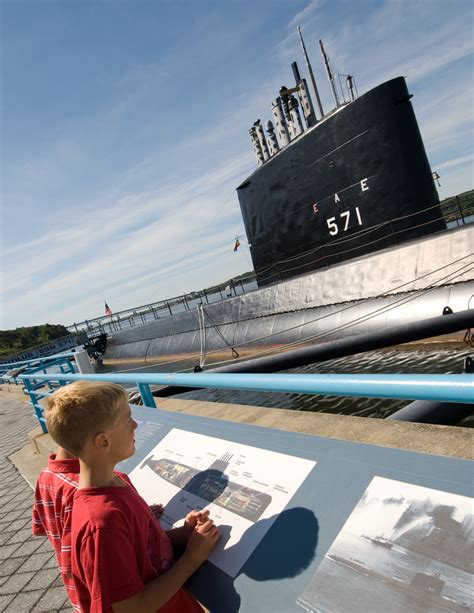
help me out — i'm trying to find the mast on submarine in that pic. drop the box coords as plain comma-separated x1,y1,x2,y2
247,28,357,167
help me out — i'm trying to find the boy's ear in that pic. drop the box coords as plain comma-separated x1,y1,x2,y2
92,431,110,450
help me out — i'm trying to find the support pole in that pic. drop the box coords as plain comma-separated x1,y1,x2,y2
137,383,156,408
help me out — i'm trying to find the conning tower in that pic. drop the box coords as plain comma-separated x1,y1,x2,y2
236,30,445,287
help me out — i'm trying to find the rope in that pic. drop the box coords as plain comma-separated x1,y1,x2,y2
197,303,206,368
201,307,239,359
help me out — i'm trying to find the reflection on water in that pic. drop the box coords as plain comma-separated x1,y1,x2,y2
178,346,473,425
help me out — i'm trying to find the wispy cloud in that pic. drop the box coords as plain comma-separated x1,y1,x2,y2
1,149,251,326
288,0,324,31
436,154,474,172
1,0,473,328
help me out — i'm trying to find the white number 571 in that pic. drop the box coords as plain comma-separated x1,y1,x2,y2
326,207,363,236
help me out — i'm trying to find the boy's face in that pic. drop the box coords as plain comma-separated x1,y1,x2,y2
106,398,138,462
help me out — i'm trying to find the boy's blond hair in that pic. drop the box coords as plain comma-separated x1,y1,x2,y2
45,381,128,455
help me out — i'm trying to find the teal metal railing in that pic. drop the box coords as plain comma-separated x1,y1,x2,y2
3,367,472,434
1,355,78,432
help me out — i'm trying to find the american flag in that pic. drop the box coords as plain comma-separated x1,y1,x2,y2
104,302,113,317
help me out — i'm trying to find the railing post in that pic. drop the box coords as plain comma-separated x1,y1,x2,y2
42,368,54,390
24,378,47,434
167,302,172,316
457,196,465,225
137,383,156,408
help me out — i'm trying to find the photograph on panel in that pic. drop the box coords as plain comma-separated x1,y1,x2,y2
296,476,473,613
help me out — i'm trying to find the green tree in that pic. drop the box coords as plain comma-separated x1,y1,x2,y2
0,324,71,358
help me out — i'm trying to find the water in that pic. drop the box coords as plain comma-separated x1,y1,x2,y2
447,214,474,229
176,345,473,425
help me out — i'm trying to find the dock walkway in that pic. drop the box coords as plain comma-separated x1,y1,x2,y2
0,390,72,612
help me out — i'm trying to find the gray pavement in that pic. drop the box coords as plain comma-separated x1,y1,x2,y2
0,394,72,612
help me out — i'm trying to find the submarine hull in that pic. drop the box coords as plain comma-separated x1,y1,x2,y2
102,226,473,372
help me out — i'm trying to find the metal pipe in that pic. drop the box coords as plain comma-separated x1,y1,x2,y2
137,382,156,408
254,120,270,160
297,77,317,128
249,126,264,165
297,26,324,118
271,98,290,147
319,39,340,108
388,401,474,425
265,120,280,155
16,371,474,404
288,94,304,136
233,308,474,372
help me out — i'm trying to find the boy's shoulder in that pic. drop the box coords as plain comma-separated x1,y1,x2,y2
72,479,147,534
36,461,79,495
37,455,80,484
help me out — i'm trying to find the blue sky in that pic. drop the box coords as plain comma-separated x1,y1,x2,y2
1,0,473,329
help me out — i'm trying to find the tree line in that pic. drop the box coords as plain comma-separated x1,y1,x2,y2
0,324,71,358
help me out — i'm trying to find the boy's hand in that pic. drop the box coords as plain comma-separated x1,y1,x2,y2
150,503,164,519
184,519,220,566
165,509,212,549
184,509,209,534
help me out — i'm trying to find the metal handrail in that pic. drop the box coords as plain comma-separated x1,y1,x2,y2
3,359,472,434
10,370,473,429
66,274,257,336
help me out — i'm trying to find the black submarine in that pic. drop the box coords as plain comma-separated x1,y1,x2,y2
95,31,473,374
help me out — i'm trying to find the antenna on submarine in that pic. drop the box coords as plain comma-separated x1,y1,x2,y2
297,26,324,119
319,39,340,108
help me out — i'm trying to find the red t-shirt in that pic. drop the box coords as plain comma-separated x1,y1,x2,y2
32,454,80,608
71,478,204,613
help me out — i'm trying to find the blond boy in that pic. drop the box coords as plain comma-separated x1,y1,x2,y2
46,381,220,612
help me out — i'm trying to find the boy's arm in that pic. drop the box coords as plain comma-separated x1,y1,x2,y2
31,505,47,536
32,482,47,536
112,519,219,613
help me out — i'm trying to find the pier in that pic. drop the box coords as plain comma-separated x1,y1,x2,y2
0,368,472,610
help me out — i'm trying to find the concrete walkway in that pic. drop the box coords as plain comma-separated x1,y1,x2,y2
0,392,72,612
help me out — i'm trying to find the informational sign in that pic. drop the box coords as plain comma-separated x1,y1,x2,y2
129,428,316,577
120,405,474,613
